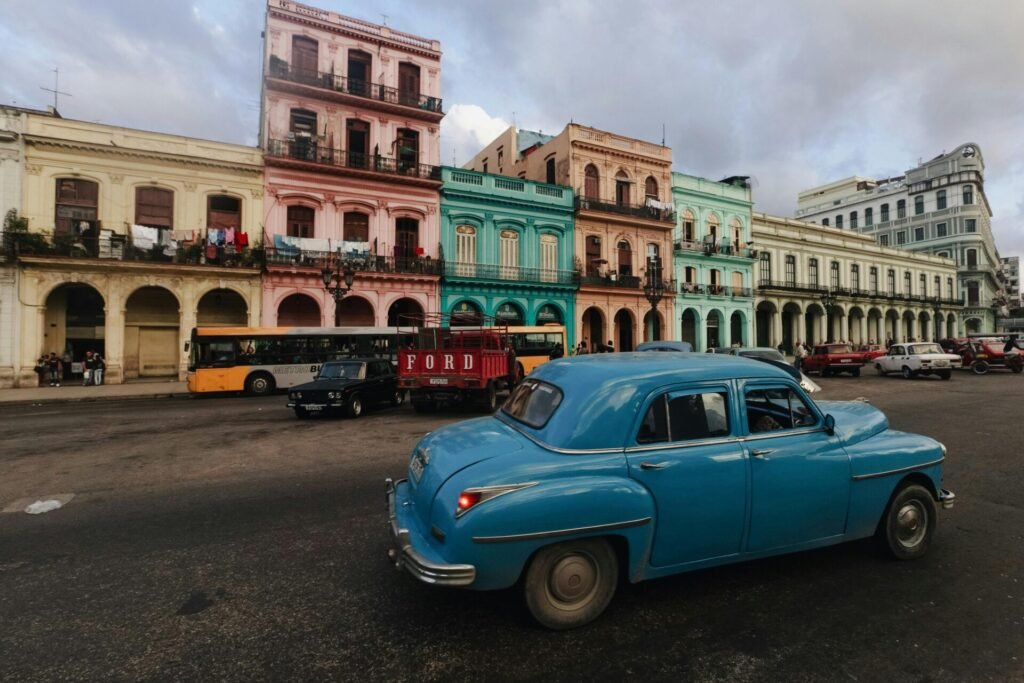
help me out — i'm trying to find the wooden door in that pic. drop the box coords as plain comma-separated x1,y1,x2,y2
398,63,421,105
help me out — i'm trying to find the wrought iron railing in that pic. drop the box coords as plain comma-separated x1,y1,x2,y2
265,139,441,181
3,230,261,269
674,238,756,258
678,283,753,297
267,61,443,114
574,196,675,223
264,247,443,275
443,261,576,285
757,280,965,306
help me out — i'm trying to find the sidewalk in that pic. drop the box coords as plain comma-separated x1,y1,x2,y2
0,380,189,406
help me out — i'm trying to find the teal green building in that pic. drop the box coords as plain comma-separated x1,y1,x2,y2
672,172,756,350
440,167,577,347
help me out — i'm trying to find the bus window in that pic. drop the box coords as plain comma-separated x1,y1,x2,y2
196,340,236,367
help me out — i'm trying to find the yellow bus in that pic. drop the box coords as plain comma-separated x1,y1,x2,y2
186,326,414,395
506,325,568,380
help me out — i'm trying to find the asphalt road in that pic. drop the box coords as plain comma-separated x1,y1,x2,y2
1,370,1022,682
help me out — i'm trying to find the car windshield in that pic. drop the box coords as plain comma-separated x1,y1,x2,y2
827,344,853,354
909,343,943,355
317,362,365,380
502,378,563,428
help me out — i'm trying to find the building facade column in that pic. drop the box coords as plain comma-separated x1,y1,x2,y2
771,309,783,349
840,313,850,343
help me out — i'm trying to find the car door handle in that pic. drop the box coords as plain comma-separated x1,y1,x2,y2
639,461,669,470
751,448,776,457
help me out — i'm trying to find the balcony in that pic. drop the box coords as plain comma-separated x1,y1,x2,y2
266,61,443,119
265,139,441,187
757,280,965,306
264,247,443,276
574,196,675,224
578,273,677,293
4,229,261,269
674,238,756,259
678,283,753,298
443,262,576,286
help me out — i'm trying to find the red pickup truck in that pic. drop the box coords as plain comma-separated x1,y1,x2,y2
397,317,517,413
802,343,865,377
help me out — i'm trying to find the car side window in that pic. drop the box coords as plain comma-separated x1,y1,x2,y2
890,346,903,356
668,391,730,440
745,387,818,433
637,395,669,444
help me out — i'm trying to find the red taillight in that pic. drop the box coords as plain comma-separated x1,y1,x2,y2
457,491,481,513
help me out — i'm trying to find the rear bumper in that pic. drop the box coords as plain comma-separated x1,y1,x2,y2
386,478,476,587
939,488,956,510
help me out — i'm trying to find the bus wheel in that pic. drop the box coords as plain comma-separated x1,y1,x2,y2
246,372,275,395
477,382,498,413
514,363,525,385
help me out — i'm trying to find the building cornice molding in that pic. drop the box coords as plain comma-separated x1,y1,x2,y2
267,7,441,61
22,135,264,176
18,256,263,279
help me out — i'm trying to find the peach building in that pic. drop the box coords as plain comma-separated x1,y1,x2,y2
466,124,676,350
260,0,444,327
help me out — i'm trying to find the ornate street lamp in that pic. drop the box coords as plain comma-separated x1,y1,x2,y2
819,289,836,343
321,253,356,327
932,298,942,341
644,256,666,341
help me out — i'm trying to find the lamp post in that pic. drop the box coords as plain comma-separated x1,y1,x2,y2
819,288,836,343
932,298,941,342
321,252,356,327
644,256,666,341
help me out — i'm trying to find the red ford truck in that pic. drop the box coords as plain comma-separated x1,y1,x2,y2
802,343,865,377
397,315,517,413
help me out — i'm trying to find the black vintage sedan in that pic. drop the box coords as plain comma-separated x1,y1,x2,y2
287,359,403,419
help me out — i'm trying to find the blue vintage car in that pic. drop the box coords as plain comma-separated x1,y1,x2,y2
386,353,954,629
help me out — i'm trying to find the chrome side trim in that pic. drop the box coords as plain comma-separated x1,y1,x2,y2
625,436,740,453
472,517,652,544
742,427,827,442
495,416,624,455
850,457,945,481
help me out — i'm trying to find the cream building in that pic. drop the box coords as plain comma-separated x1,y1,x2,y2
9,113,264,386
753,213,963,350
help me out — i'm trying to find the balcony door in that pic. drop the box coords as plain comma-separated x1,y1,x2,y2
585,235,601,277
615,172,630,206
346,119,370,168
396,128,419,172
617,240,633,277
584,165,599,200
395,218,419,262
347,50,371,96
398,62,421,106
289,109,317,160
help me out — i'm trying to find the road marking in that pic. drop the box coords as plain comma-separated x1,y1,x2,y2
1,493,76,514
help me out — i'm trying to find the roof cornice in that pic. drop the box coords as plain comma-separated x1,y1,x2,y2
23,135,264,175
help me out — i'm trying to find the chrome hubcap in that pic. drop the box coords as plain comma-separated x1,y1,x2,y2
548,553,598,605
352,400,361,415
896,502,927,548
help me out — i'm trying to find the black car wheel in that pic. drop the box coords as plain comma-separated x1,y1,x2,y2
346,393,363,418
877,484,936,560
875,363,886,376
851,368,861,377
901,366,915,379
392,389,405,407
246,372,275,395
938,370,952,380
971,360,989,375
523,538,618,630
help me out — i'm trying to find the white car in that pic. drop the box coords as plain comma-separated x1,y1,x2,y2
874,342,962,380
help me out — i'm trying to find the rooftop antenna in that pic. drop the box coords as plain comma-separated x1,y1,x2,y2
661,123,666,146
380,13,388,25
40,67,71,111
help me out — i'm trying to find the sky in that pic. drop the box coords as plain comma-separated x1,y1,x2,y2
2,0,1022,258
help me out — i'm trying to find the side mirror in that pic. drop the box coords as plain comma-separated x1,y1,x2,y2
183,341,191,353
824,414,836,436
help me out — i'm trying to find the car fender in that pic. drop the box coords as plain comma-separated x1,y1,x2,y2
440,474,657,590
844,430,945,538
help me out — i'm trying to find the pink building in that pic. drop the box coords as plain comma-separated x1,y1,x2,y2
261,0,444,327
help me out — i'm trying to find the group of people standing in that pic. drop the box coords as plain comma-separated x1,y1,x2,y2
35,351,106,387
573,339,615,355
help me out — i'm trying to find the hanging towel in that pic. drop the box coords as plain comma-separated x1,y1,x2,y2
225,227,236,245
300,237,330,253
237,232,249,247
131,224,159,250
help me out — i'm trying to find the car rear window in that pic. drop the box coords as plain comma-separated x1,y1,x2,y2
502,379,563,428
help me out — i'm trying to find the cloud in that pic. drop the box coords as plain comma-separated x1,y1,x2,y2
1,0,1021,258
439,104,510,167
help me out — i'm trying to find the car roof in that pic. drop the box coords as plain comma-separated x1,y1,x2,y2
635,341,693,351
506,353,795,450
322,358,376,364
733,346,782,354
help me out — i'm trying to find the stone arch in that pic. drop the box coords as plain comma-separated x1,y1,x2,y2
680,307,700,350
451,298,484,326
805,303,826,347
42,283,107,378
847,306,866,345
495,300,526,327
729,310,746,346
337,295,375,327
534,302,565,325
643,308,665,342
197,288,248,327
705,308,725,350
755,300,777,348
125,285,181,378
387,297,423,327
613,308,635,351
277,292,322,326
902,310,918,341
580,306,605,352
917,310,932,341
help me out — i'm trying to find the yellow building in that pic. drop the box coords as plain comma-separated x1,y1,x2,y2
10,113,264,386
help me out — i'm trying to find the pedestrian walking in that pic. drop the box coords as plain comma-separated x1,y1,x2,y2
794,340,807,370
34,356,48,387
576,340,589,355
605,339,615,353
93,353,106,385
46,352,62,387
83,351,95,386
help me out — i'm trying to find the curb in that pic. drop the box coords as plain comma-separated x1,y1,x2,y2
0,392,192,408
